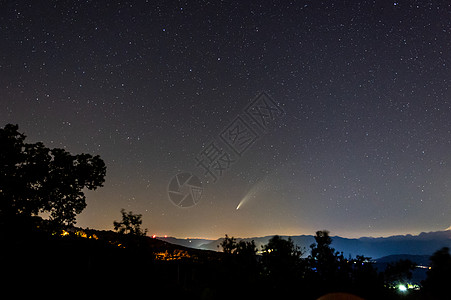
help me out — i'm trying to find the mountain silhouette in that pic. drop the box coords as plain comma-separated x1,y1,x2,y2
162,230,451,259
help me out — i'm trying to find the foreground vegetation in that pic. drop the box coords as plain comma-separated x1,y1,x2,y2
2,217,449,300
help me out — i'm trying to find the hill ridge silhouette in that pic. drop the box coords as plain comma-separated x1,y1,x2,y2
161,230,451,258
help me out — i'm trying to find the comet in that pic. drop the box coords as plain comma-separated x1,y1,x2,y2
235,186,255,210
236,202,243,210
235,177,268,210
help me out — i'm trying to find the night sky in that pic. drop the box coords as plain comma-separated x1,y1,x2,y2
1,1,450,239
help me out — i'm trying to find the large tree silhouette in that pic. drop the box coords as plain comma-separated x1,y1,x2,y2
0,124,106,227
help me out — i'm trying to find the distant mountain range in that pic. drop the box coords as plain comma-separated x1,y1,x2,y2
158,230,451,260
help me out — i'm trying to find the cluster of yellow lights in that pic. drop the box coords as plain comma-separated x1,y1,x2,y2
74,230,98,239
56,229,129,249
154,249,191,261
57,229,98,240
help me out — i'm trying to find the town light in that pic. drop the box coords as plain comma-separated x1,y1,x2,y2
398,284,407,292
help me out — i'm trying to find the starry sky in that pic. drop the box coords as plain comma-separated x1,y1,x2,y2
1,1,450,239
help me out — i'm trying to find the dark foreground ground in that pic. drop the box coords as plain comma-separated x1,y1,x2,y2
1,224,445,300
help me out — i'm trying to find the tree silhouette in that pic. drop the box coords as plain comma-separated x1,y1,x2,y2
219,234,237,254
113,209,147,236
422,247,451,299
261,235,304,284
351,255,381,297
235,239,257,258
310,230,335,263
309,230,339,281
383,259,416,288
0,124,106,227
219,235,258,270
